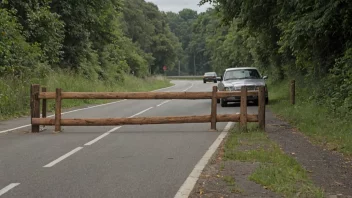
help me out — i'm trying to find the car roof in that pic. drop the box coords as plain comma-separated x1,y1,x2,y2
225,67,259,71
204,72,216,74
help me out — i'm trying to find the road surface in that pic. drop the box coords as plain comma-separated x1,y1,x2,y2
0,80,259,198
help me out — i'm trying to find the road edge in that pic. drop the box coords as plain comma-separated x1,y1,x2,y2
174,122,235,198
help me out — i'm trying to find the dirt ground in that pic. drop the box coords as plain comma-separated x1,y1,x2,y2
266,111,352,198
189,110,352,198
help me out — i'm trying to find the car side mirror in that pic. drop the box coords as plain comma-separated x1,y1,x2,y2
219,75,223,81
263,76,268,80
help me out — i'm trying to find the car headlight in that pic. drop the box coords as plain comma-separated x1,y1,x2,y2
224,87,230,91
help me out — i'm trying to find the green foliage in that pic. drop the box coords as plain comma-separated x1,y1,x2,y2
0,8,44,77
0,72,171,120
195,0,352,120
225,128,324,197
122,0,181,74
268,80,352,156
1,0,183,82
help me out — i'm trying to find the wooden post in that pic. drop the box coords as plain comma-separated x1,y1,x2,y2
31,84,41,132
290,80,295,105
42,87,47,119
210,86,218,130
240,86,247,132
55,88,62,132
258,86,265,131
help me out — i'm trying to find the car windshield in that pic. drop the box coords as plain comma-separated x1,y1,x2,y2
224,69,261,80
204,72,216,76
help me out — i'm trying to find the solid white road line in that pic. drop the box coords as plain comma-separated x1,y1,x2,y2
0,125,31,134
157,100,171,107
0,183,20,196
0,82,178,134
174,122,234,198
43,147,83,168
129,107,153,118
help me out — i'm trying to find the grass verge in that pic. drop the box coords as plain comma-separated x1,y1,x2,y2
268,80,352,157
224,123,324,197
0,72,172,120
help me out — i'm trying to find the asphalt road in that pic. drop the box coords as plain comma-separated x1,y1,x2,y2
0,80,259,198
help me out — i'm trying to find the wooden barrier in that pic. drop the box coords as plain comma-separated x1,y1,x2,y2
290,80,295,105
31,85,266,133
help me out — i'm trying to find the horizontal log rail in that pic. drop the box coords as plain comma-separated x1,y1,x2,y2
30,84,266,133
32,114,258,126
38,90,258,100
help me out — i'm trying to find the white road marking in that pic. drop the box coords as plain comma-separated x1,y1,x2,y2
182,83,194,92
43,147,83,168
0,83,178,134
107,126,122,133
84,126,122,146
84,132,111,146
174,122,234,198
129,107,153,118
157,100,171,107
0,183,20,196
84,105,153,146
0,125,31,134
0,100,126,134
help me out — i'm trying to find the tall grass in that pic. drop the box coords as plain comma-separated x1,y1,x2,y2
0,72,171,120
268,80,352,157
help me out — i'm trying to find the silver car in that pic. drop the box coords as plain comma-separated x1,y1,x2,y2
217,67,268,107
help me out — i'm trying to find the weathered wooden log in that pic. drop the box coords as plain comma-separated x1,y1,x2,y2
32,114,258,126
38,90,258,100
290,80,295,105
211,86,218,130
39,92,213,99
258,86,266,131
55,88,62,132
240,87,248,131
41,87,47,119
31,84,41,132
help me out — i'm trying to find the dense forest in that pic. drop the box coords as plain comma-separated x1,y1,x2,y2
165,1,351,118
0,0,181,80
1,0,351,118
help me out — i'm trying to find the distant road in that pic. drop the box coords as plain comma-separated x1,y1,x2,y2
167,76,203,79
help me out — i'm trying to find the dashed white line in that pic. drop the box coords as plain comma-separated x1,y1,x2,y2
84,126,122,146
0,183,20,196
129,107,153,118
157,100,171,107
43,147,83,168
84,105,153,146
174,122,234,198
182,83,194,92
84,132,111,146
107,126,122,133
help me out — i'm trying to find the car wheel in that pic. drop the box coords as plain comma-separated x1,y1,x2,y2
203,80,206,83
214,80,217,83
220,99,227,107
217,99,220,104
